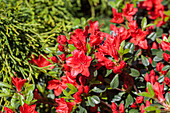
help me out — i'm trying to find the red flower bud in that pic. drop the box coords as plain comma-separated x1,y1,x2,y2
131,102,137,109
119,103,125,113
58,44,65,52
136,96,144,104
57,35,67,45
12,77,27,92
84,86,89,94
59,54,66,61
140,104,145,113
152,42,158,49
111,102,117,111
145,100,151,107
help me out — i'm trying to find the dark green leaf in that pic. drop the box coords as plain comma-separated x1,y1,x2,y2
141,55,149,66
125,43,135,53
91,95,100,104
145,106,157,111
92,87,106,93
110,74,119,89
105,69,113,77
153,56,162,62
130,68,140,77
94,70,98,77
162,65,170,71
147,32,157,41
165,50,170,55
125,94,133,108
66,83,77,94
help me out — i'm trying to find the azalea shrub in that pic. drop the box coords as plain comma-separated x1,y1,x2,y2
0,0,170,113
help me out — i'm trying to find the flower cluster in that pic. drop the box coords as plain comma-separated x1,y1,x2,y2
1,0,169,113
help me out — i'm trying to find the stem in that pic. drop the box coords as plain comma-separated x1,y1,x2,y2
100,100,111,108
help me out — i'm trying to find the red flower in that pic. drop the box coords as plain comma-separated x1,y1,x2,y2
153,82,165,102
88,20,99,35
12,76,26,92
55,98,75,113
29,55,58,69
127,20,138,32
123,3,138,21
66,50,92,78
4,107,13,113
145,100,151,107
111,8,124,24
130,29,148,49
58,44,65,52
164,77,170,86
131,102,137,109
68,27,88,52
57,35,67,45
140,104,145,113
152,42,158,49
119,103,125,113
19,103,38,113
163,53,170,62
136,96,144,104
156,62,167,75
47,79,67,96
111,102,117,111
113,61,127,74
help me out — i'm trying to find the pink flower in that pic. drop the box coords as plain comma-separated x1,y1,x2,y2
12,76,26,92
66,50,92,78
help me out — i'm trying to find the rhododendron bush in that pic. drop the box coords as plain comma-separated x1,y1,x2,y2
1,0,170,113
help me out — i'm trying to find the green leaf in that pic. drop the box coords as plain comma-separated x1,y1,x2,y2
147,32,157,41
26,90,33,104
165,92,170,104
108,1,116,8
165,50,170,55
125,94,134,108
147,82,155,98
0,82,12,89
153,56,162,62
162,65,170,71
0,93,10,97
123,49,130,55
87,96,95,107
66,83,77,94
68,44,77,52
18,94,24,106
167,70,170,78
86,42,91,56
129,109,139,113
91,95,100,104
110,74,119,89
130,68,140,77
125,43,135,53
94,70,98,77
105,69,113,77
138,92,153,98
11,94,16,108
56,51,64,55
77,106,87,113
156,27,163,37
141,55,149,66
145,106,157,111
141,17,147,30
91,87,106,93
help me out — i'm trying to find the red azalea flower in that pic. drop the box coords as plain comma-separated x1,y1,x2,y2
111,8,124,24
66,50,92,78
68,27,88,52
152,42,158,49
164,77,170,86
153,82,165,102
127,20,138,33
136,96,144,104
12,76,26,92
47,79,67,96
19,103,38,113
122,3,138,21
130,29,148,49
88,20,99,35
156,62,167,75
163,53,170,62
29,55,58,69
4,107,13,113
57,35,67,45
55,98,75,113
113,61,126,74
